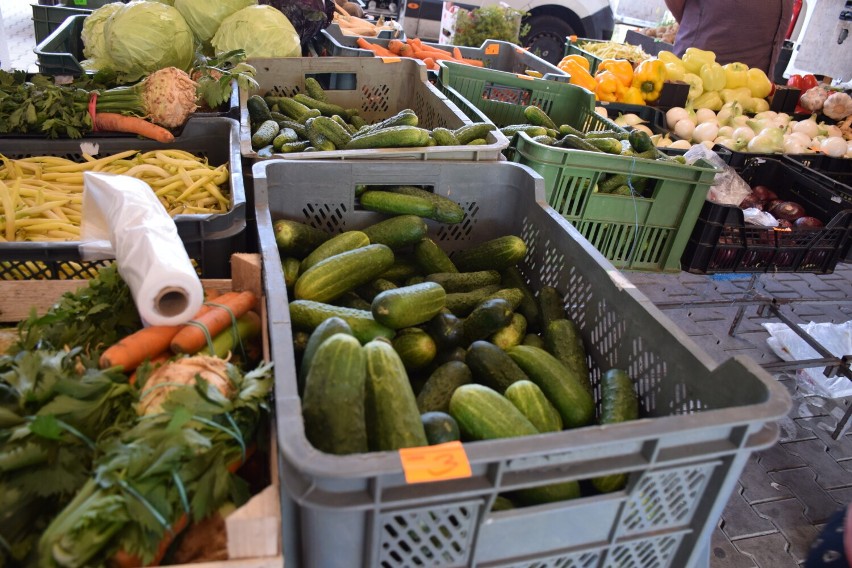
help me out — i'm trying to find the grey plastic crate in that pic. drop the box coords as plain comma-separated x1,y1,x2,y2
254,159,791,568
240,57,508,161
0,117,246,279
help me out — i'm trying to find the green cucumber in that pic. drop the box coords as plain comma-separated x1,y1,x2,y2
421,411,461,445
293,93,348,117
427,271,501,293
277,140,311,154
490,313,527,350
298,317,353,394
553,134,603,152
558,123,585,137
628,129,654,153
350,114,368,130
302,334,368,455
483,288,525,312
333,114,357,134
452,236,527,272
501,267,541,332
335,291,373,311
504,380,562,433
392,327,438,372
289,300,395,343
543,319,592,394
430,127,460,146
360,191,437,219
294,244,395,303
356,278,398,302
537,285,566,329
345,126,431,150
251,119,280,149
592,369,640,493
385,186,465,224
273,219,330,258
491,496,516,511
272,127,300,150
523,105,557,130
522,333,545,348
357,109,418,135
425,310,464,351
586,137,623,154
512,481,581,506
500,124,548,138
311,115,352,148
453,122,496,145
281,257,301,292
530,134,556,145
269,96,321,123
380,258,421,282
416,361,472,414
247,94,273,125
444,285,503,317
276,118,308,139
305,118,337,151
362,215,429,250
463,298,514,343
300,230,370,273
364,340,429,451
449,384,539,440
372,282,447,330
466,340,529,393
304,77,327,102
414,238,458,274
506,345,595,429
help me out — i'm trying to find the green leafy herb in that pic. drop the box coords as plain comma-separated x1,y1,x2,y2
451,5,530,47
192,49,259,111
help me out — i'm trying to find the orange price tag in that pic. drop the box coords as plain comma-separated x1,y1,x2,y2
399,441,472,484
381,57,402,63
485,44,500,55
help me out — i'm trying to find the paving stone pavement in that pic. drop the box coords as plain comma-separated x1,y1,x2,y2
627,262,852,567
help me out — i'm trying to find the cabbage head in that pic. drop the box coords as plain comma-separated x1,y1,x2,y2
174,0,257,45
81,2,122,68
104,1,196,82
211,5,301,59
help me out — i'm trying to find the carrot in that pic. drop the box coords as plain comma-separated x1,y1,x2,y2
387,39,405,55
421,57,438,71
408,38,453,56
356,37,397,57
398,43,414,58
93,112,174,143
170,290,257,355
449,47,484,67
412,49,459,62
100,325,181,371
452,47,464,60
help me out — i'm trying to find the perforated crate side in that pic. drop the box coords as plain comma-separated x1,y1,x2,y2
256,159,790,568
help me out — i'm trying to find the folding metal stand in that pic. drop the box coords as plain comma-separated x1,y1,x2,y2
655,274,852,439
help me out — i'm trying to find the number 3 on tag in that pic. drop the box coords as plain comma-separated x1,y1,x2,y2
399,441,472,484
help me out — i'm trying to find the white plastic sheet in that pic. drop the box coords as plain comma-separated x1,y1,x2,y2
79,171,203,327
764,321,852,398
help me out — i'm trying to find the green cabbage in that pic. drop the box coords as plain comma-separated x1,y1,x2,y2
174,0,257,45
104,1,196,82
211,5,301,59
80,2,123,68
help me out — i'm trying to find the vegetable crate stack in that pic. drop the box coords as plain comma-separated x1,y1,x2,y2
239,56,508,161
438,60,719,272
254,158,791,568
680,157,852,275
0,117,246,280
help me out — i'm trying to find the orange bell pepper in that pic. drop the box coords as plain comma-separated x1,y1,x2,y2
594,70,625,103
558,54,589,72
560,59,597,92
597,59,633,88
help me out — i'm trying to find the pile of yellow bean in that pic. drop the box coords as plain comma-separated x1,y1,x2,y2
0,149,230,242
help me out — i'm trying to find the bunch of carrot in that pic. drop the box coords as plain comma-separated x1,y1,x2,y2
355,37,485,70
99,288,261,375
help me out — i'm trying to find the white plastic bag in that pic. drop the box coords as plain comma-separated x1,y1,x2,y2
683,144,752,207
79,171,204,327
743,207,779,227
763,321,852,398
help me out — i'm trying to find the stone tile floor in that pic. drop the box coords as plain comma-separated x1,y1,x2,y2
3,3,852,566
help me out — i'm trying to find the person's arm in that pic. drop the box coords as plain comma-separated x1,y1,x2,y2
664,0,686,22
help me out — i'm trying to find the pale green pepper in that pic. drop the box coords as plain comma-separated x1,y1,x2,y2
692,90,724,111
747,68,772,98
699,62,726,92
743,97,770,113
723,62,749,89
681,47,715,75
682,73,704,101
657,50,686,81
720,87,752,106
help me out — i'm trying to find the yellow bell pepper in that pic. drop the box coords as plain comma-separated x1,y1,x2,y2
720,87,752,106
621,86,646,105
561,59,597,93
723,62,749,90
631,59,666,103
692,90,723,111
681,47,716,75
558,54,590,72
657,50,681,65
595,70,625,102
682,72,704,101
699,62,726,92
747,67,772,99
597,59,633,88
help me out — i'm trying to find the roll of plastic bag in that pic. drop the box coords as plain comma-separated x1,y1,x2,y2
79,171,204,327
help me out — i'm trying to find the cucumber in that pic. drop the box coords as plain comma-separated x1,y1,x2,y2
300,230,370,273
592,369,640,493
392,327,438,372
522,333,545,349
414,238,458,274
345,126,431,150
628,129,654,153
463,298,514,343
449,384,539,441
298,317,353,394
421,411,461,445
304,77,327,102
558,123,585,137
586,137,623,154
357,109,419,135
483,288,525,312
537,285,566,329
433,346,467,367
444,285,503,317
416,361,472,414
380,258,421,282
489,312,527,350
385,186,465,224
362,215,429,250
360,191,437,219
302,334,368,455
246,94,273,125
276,118,308,139
272,128,300,150
289,300,395,344
466,340,529,393
350,114,367,129
356,278,398,302
523,105,557,130
452,235,527,272
425,310,464,351
305,118,337,151
553,134,603,152
585,129,629,141
269,96,321,123
500,124,548,138
431,127,460,146
506,345,595,429
372,282,447,330
530,135,556,146
273,219,330,258
293,93,348,117
333,114,358,135
426,270,501,293
294,244,395,303
251,119,280,149
543,319,592,394
467,138,488,145
491,496,516,511
501,267,541,332
335,291,373,311
277,140,311,154
453,122,496,145
281,257,301,292
504,380,563,433
364,340,429,451
311,115,352,148
512,481,581,506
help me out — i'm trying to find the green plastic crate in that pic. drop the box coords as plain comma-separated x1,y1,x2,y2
564,37,609,75
31,3,90,45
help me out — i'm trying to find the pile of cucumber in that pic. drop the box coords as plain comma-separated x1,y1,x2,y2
247,78,496,156
501,105,687,197
277,184,640,507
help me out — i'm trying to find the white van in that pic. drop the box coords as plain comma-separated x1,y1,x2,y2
372,0,669,63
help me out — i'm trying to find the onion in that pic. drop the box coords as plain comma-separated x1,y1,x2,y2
665,107,689,130
783,136,805,155
732,126,755,143
739,194,764,209
674,118,696,140
695,108,717,124
820,136,847,157
668,139,692,150
777,219,794,229
693,122,719,143
751,185,778,201
795,216,824,228
769,201,806,221
717,125,734,138
792,117,819,139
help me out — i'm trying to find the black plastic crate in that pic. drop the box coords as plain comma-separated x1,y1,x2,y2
785,153,852,196
31,3,91,45
681,157,852,274
0,117,247,279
